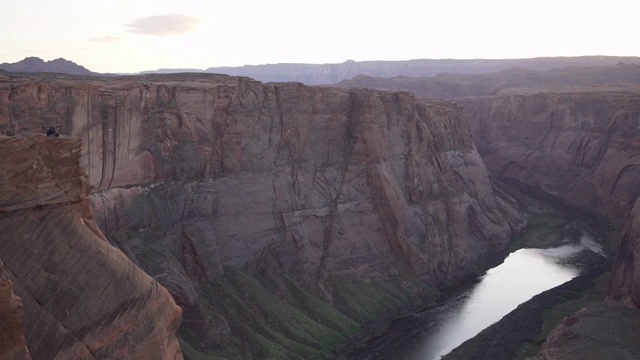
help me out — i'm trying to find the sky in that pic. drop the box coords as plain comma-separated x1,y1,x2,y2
1,0,638,74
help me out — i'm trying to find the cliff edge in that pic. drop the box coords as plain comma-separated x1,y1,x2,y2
0,73,525,358
0,135,182,359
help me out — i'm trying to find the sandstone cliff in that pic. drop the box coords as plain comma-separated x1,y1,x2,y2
609,196,640,306
0,260,30,360
0,73,525,358
460,91,640,223
0,135,182,359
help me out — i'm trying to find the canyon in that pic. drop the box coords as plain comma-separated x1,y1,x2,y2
0,61,639,359
0,72,524,359
0,135,182,360
342,68,640,358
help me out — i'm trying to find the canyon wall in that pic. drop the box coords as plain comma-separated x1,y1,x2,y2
458,91,640,359
0,260,30,360
608,196,640,307
0,73,524,357
460,92,640,223
0,135,182,359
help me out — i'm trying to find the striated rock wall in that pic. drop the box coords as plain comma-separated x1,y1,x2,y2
0,135,182,360
608,197,640,307
0,260,30,360
460,92,640,223
0,74,524,282
0,73,525,357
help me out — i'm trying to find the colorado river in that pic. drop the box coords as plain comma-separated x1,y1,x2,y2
350,234,606,360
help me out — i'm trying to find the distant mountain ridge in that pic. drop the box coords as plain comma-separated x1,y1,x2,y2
171,56,640,85
0,57,98,76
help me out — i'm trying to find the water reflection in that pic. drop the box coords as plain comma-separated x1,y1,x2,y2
413,244,585,360
349,236,606,360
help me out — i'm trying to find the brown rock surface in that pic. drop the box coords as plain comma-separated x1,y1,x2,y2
0,136,183,359
0,135,89,212
531,301,640,360
0,74,524,282
0,260,30,360
0,73,525,356
608,196,640,307
460,91,640,223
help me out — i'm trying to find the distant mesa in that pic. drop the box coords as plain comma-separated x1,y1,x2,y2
0,56,98,76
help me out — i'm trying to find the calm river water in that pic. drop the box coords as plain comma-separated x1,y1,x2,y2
350,235,605,360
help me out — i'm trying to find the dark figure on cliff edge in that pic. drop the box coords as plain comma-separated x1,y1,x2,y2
46,126,59,137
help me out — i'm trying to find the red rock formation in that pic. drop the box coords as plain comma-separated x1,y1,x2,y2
0,135,182,359
0,260,30,360
0,135,89,212
0,75,524,281
461,92,640,223
0,74,525,356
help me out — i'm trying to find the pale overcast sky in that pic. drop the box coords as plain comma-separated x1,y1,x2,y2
1,0,637,73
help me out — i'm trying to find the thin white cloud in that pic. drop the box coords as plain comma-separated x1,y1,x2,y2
126,14,202,36
90,36,121,43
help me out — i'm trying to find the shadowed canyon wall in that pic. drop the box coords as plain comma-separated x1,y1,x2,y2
458,90,640,359
460,92,640,223
0,135,182,359
0,260,30,360
0,73,525,358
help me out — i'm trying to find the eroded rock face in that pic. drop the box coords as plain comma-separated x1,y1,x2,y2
531,301,640,360
461,92,640,223
0,74,525,356
608,197,640,307
0,136,183,360
0,75,525,282
0,260,30,360
0,135,89,212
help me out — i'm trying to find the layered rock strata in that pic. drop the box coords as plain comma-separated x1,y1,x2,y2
0,73,525,357
461,92,640,223
0,135,183,359
0,260,30,360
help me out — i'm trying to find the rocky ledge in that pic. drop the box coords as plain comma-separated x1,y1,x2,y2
0,135,183,359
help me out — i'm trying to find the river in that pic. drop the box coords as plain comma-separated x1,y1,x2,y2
350,234,606,360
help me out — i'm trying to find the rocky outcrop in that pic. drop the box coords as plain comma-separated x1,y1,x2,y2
0,135,89,212
608,197,640,307
0,73,525,357
531,301,640,360
0,260,30,360
461,91,640,223
0,135,182,359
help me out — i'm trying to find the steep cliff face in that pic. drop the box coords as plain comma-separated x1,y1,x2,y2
608,197,640,307
459,91,640,359
0,260,30,360
461,92,640,223
0,74,525,357
0,135,182,360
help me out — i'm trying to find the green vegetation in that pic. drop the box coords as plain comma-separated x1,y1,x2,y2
177,264,437,359
5,129,15,136
508,211,566,251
